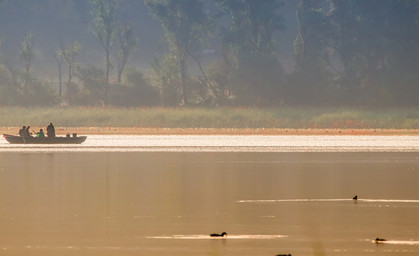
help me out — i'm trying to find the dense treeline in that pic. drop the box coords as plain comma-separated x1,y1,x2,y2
0,0,418,108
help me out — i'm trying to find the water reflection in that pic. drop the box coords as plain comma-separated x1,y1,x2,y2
0,151,418,255
1,135,419,152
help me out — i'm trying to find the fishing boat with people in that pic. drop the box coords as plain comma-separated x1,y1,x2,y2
2,133,87,144
2,123,87,144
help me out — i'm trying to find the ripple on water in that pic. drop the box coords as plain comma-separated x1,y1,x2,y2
146,234,287,240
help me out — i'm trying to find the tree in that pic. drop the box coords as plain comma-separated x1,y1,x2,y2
215,0,285,105
151,54,181,106
116,23,138,83
216,0,284,58
327,0,419,105
295,0,329,71
53,50,64,97
291,0,332,105
19,32,35,76
145,0,211,106
61,40,81,84
77,65,108,106
109,67,159,106
90,0,117,83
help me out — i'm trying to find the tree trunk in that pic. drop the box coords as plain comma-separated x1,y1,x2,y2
117,57,127,83
68,65,72,83
106,51,110,83
58,65,62,97
180,57,188,106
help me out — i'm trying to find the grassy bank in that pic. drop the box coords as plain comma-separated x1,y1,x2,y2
0,107,418,129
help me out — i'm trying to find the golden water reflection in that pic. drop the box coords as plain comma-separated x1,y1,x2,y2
0,152,418,255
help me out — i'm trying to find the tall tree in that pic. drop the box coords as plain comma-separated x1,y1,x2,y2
145,0,211,106
116,23,138,83
292,0,332,105
53,50,64,97
19,32,35,76
61,40,81,84
216,0,284,58
295,0,329,71
327,0,419,105
215,0,285,105
91,0,117,83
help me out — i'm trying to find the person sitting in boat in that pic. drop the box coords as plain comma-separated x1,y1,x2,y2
46,123,55,137
19,126,26,137
36,129,45,138
24,126,32,137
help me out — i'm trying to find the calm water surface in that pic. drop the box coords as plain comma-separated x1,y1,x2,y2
0,135,418,255
0,135,419,152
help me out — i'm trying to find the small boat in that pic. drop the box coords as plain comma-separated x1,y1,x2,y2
2,134,87,144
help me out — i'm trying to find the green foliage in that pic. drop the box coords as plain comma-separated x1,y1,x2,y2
62,40,81,83
145,0,211,105
109,67,159,107
19,32,35,75
215,0,286,105
326,0,419,105
0,1,418,108
66,66,159,107
290,0,333,105
117,23,138,83
90,0,117,82
281,0,419,107
206,61,232,105
150,54,181,106
0,66,57,106
76,65,108,105
216,0,284,57
0,65,18,105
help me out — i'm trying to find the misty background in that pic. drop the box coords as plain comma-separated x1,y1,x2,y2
0,0,417,107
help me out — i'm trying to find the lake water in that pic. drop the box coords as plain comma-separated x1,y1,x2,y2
0,135,418,256
1,135,419,152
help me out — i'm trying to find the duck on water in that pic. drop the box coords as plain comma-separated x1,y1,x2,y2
210,232,227,237
375,238,387,243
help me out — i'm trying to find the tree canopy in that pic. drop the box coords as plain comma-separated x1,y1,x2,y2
0,0,417,107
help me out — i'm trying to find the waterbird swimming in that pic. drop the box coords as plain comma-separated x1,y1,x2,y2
375,238,387,243
210,232,227,237
353,195,358,200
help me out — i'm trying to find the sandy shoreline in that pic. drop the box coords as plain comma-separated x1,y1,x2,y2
1,126,418,136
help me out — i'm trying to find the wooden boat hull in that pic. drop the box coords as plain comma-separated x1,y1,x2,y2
2,134,87,144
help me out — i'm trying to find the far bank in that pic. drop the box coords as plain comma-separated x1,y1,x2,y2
0,107,418,130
